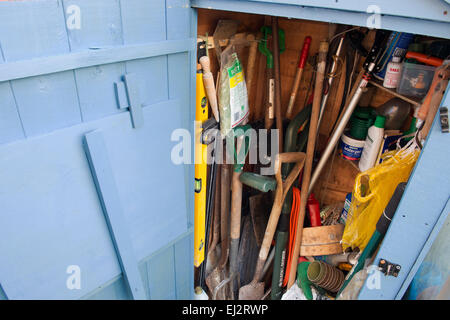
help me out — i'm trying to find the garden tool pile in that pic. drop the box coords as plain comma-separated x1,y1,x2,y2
195,17,415,300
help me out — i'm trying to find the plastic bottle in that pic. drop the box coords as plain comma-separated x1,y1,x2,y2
307,193,321,227
358,115,386,172
383,57,402,89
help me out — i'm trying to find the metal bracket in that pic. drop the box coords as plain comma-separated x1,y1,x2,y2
115,73,144,128
378,259,401,277
440,107,448,133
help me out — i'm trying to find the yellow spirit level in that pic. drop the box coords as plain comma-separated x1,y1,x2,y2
194,70,208,267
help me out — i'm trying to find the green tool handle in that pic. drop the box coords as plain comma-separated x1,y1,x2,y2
270,189,292,300
271,230,289,300
239,172,276,193
337,231,382,296
282,104,312,177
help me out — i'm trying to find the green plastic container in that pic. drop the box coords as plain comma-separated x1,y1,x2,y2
349,107,376,140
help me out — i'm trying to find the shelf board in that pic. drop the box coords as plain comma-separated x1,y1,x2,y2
369,79,422,107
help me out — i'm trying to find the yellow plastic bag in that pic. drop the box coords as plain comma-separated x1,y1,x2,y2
342,144,420,251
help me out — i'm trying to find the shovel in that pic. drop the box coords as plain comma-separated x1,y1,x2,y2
239,152,306,300
206,163,232,300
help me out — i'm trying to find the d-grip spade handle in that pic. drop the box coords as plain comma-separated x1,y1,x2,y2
251,152,306,283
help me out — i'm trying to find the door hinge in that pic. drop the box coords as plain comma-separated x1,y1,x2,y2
378,259,401,277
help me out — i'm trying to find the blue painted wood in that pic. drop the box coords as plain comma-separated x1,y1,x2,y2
125,56,169,107
0,115,126,299
83,229,193,300
167,0,191,40
84,130,146,300
62,0,123,51
174,231,193,299
120,0,167,44
399,198,450,299
191,0,450,39
0,39,194,82
77,63,127,122
246,0,450,23
95,99,189,261
147,246,177,300
0,82,24,144
10,71,82,137
123,73,144,128
0,0,69,61
0,0,196,300
357,87,450,300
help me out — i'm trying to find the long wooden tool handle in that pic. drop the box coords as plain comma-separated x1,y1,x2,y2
199,56,220,122
287,41,329,288
272,17,283,152
417,66,449,123
265,67,275,129
253,152,306,282
246,34,258,99
286,36,312,118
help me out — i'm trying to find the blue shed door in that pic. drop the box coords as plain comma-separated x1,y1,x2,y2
0,0,196,300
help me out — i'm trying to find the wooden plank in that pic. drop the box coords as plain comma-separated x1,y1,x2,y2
97,99,189,261
0,0,69,61
11,71,82,137
369,79,421,107
166,0,191,41
125,56,169,107
174,231,193,299
77,63,127,122
120,0,166,44
147,247,176,300
0,39,194,82
84,130,146,300
0,115,126,299
62,0,123,51
0,82,24,144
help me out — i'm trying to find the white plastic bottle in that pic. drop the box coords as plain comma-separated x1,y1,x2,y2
359,115,386,172
383,57,402,89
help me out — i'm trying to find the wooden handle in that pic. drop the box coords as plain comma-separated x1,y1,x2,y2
257,152,306,264
265,70,275,129
246,34,258,99
230,171,243,240
230,136,245,240
272,17,283,152
421,76,449,139
199,56,220,122
287,41,329,288
218,163,231,269
286,37,311,118
418,66,449,122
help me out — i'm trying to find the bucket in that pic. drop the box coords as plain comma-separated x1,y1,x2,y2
340,133,365,161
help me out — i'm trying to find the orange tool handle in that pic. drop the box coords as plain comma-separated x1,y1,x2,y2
405,51,443,67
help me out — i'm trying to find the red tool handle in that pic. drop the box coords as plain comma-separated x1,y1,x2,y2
405,51,443,67
298,36,312,69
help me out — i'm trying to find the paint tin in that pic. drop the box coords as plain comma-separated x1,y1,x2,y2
340,133,365,161
373,32,414,81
